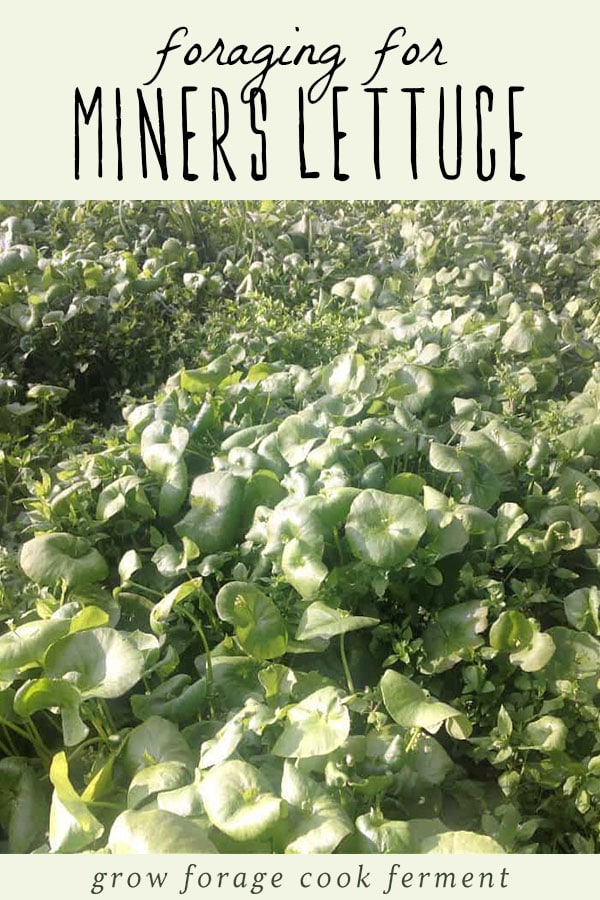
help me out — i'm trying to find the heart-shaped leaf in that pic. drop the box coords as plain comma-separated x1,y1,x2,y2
128,761,191,810
281,538,328,599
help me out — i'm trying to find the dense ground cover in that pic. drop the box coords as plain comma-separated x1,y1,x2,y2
1,200,600,853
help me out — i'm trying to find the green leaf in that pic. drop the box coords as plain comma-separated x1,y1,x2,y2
564,587,600,636
522,715,567,752
176,472,243,553
490,612,555,671
356,811,446,853
380,670,471,738
544,627,600,694
509,629,555,672
281,537,328,599
295,601,379,641
45,627,145,699
495,502,528,544
149,579,201,636
273,686,350,758
109,809,216,853
421,830,505,853
216,582,287,661
182,352,232,387
346,490,427,569
489,611,534,652
501,309,556,355
48,751,104,852
20,533,109,588
118,549,143,582
0,617,71,674
0,758,49,853
462,421,529,474
96,476,154,522
421,601,488,674
198,713,245,770
130,675,206,725
122,716,195,778
14,678,88,746
128,761,191,810
321,352,369,396
385,472,425,498
277,414,323,467
280,761,352,853
199,760,284,841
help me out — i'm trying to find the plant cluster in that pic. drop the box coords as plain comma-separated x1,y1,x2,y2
1,200,600,854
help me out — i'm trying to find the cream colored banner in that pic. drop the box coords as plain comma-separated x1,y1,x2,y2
1,852,598,899
0,0,598,198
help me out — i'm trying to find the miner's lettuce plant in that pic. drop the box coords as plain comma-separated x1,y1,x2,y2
1,200,600,854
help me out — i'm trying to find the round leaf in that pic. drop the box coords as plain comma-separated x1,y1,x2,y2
522,715,567,753
421,830,505,853
346,491,427,568
45,627,145,699
199,760,284,841
109,809,216,853
176,471,243,553
20,533,109,588
273,686,350,758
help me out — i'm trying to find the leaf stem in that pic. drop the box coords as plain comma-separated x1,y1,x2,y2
340,633,355,694
178,606,213,690
333,528,344,565
405,727,422,753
